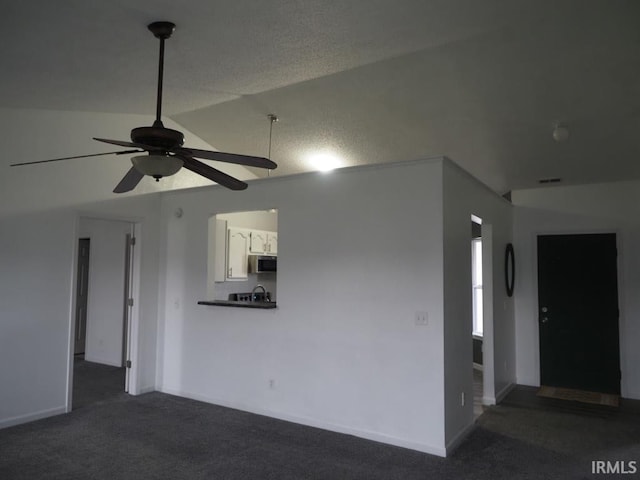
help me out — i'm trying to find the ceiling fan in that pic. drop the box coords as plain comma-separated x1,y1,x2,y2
10,21,277,192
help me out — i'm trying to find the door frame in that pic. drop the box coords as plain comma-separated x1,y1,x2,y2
531,228,625,392
65,215,143,412
74,237,91,355
468,216,498,407
480,223,496,406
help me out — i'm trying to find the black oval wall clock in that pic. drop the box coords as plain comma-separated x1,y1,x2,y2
505,243,515,297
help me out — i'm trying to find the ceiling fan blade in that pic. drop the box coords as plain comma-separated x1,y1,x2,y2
93,137,158,150
10,149,141,167
113,167,145,193
173,147,277,170
178,155,248,191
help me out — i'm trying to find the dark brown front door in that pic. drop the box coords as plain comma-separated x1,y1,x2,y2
537,233,620,394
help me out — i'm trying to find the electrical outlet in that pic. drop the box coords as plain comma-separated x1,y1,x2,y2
415,311,429,326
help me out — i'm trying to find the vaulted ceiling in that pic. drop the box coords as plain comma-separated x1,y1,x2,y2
2,0,639,210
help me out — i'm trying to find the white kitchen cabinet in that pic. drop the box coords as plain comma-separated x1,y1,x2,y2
249,230,268,254
266,232,278,254
227,228,250,279
249,230,278,255
213,218,227,282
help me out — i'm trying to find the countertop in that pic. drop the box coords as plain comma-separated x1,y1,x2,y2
197,300,277,309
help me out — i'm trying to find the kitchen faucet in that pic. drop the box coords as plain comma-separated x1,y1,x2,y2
251,284,267,302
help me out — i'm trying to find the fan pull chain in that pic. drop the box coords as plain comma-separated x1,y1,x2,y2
267,114,278,177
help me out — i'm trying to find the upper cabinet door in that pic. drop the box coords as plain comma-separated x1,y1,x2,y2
227,228,249,279
266,232,278,255
249,231,268,254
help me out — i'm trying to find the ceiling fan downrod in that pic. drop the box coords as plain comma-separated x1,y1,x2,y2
148,21,176,128
129,21,184,149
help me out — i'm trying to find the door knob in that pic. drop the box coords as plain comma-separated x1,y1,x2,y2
541,307,548,313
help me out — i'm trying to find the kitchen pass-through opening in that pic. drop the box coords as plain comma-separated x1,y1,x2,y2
207,209,278,305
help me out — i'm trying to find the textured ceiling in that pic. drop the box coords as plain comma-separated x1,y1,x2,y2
2,0,640,200
0,0,542,115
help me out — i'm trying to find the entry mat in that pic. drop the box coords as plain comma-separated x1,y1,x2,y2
537,386,619,407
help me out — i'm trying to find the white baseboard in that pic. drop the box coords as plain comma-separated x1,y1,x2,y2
482,395,496,406
133,385,155,395
83,355,122,367
0,406,66,430
495,382,516,403
159,386,447,457
446,421,476,456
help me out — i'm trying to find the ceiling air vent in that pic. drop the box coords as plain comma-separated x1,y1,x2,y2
538,177,562,184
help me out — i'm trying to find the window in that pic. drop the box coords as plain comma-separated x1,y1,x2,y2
472,238,483,337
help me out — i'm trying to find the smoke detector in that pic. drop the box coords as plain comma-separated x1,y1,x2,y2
552,122,569,142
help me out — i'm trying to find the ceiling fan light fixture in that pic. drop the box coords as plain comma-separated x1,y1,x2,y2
131,154,183,179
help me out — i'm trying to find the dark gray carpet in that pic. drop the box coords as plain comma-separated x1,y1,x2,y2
72,356,125,409
1,377,639,479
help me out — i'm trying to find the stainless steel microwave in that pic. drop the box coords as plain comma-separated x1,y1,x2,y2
249,255,277,273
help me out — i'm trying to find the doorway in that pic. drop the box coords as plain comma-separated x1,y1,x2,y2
537,233,621,394
70,218,138,409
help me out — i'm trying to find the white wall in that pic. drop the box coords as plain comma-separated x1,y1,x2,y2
78,218,134,367
442,161,514,451
157,159,448,455
0,211,76,427
0,151,518,451
513,181,640,399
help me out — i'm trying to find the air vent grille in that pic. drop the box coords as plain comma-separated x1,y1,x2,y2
538,178,562,184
